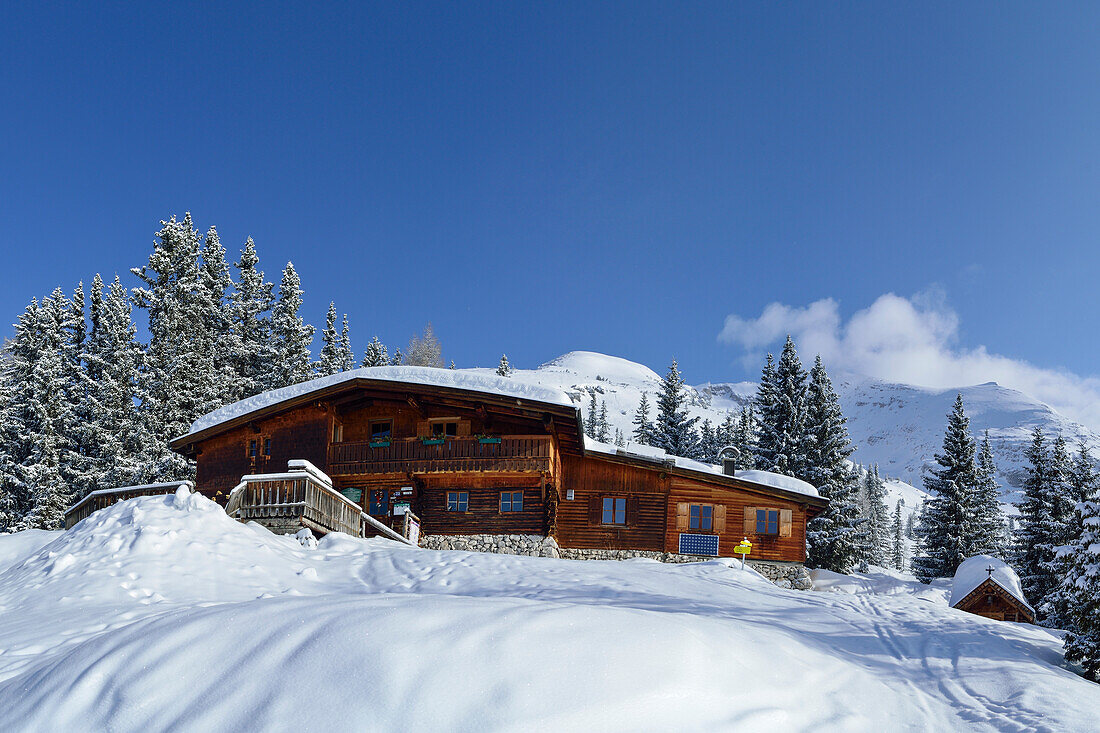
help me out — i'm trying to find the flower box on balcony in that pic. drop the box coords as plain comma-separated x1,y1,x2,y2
421,438,446,446
369,440,392,448
478,437,502,445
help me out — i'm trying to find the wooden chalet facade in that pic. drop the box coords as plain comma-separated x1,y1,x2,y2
168,371,827,564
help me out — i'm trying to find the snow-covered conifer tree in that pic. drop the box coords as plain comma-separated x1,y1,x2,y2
597,401,610,443
269,262,314,388
497,354,512,377
972,432,1008,557
229,236,274,396
861,466,891,566
631,392,654,445
754,337,810,479
698,419,719,464
912,394,980,582
584,391,599,440
804,355,865,572
1062,451,1100,680
338,315,354,372
22,290,77,529
317,302,342,376
891,500,906,571
132,214,227,479
390,348,404,366
361,336,389,368
652,359,699,459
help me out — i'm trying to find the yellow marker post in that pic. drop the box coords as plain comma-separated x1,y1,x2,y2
733,538,752,569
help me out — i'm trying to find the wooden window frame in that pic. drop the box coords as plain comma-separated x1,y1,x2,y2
602,496,627,525
677,502,726,533
500,490,523,513
430,419,460,437
447,491,469,512
245,434,270,461
689,503,714,532
369,420,393,441
742,506,793,538
332,419,344,444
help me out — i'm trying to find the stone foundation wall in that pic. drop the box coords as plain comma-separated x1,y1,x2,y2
419,533,561,558
419,533,813,590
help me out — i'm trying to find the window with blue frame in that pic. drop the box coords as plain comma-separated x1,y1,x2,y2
602,496,626,525
500,490,523,512
689,504,713,531
756,508,779,535
447,491,469,512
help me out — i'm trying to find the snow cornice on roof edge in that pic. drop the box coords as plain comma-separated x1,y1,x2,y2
173,366,578,446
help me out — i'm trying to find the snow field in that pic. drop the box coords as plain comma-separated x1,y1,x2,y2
0,492,1097,732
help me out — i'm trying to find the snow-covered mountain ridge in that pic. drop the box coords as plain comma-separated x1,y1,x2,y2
476,351,1100,509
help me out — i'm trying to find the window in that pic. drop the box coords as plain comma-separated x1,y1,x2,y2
248,439,258,458
447,491,469,511
332,422,343,443
756,508,779,535
263,438,271,456
432,421,458,437
602,497,626,525
689,504,713,531
500,490,523,512
370,421,392,441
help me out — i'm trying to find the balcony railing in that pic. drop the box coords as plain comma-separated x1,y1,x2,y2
64,481,196,529
327,435,552,475
226,460,414,543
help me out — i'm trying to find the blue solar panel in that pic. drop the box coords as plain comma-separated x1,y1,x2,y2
679,533,719,557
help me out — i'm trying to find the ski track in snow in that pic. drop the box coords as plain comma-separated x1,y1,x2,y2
0,493,1096,732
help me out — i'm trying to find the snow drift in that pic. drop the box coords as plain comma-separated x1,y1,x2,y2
3,492,1095,731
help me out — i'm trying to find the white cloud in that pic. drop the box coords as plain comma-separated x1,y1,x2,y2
719,291,1100,430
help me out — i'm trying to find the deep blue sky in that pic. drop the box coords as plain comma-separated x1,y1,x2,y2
2,2,1098,385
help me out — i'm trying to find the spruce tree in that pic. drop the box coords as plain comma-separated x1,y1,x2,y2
269,262,314,387
80,276,158,492
197,226,239,405
229,236,275,396
631,392,654,445
972,432,1008,557
597,401,611,443
891,500,906,571
652,359,699,458
22,290,77,529
317,302,342,376
1062,453,1100,680
1015,427,1077,623
338,314,355,372
361,336,389,367
698,419,719,464
804,355,865,572
755,337,810,478
585,391,599,440
390,348,404,366
913,394,980,581
732,406,756,470
132,214,225,479
862,466,891,566
497,354,512,377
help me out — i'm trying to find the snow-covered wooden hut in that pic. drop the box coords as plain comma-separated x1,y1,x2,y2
950,555,1035,623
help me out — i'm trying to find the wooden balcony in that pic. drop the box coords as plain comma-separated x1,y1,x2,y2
226,461,414,543
327,435,552,475
64,481,195,529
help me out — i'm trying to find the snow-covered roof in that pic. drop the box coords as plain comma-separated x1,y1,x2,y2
950,555,1034,614
581,437,820,499
179,367,577,442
